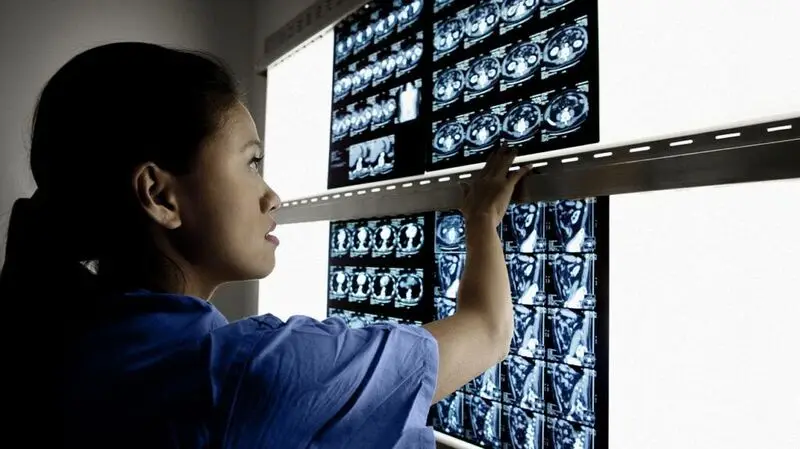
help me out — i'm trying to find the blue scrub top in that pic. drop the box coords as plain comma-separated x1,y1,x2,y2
62,290,439,448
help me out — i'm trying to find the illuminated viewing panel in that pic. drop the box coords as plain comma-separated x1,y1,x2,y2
327,197,609,448
327,0,599,188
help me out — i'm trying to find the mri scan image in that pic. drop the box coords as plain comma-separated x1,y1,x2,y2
433,120,466,160
436,253,465,299
395,42,424,75
544,25,589,71
329,267,350,300
467,112,502,150
434,16,465,57
330,224,353,258
549,253,596,310
396,219,425,257
369,98,396,128
332,110,351,140
335,34,355,63
435,212,467,252
502,42,542,86
503,102,542,144
507,407,545,449
507,254,546,306
371,270,397,305
396,270,424,308
328,308,347,320
508,203,547,253
349,224,373,258
546,418,595,449
547,364,596,426
370,220,397,257
434,392,465,436
541,0,575,10
434,0,457,13
547,309,596,368
501,0,539,26
433,67,466,106
467,364,502,401
352,66,373,95
466,55,501,95
371,56,397,85
552,199,596,253
354,24,374,52
344,311,378,329
348,135,396,181
506,355,546,412
465,1,500,42
435,296,457,320
468,395,502,447
347,267,372,303
333,73,353,102
397,81,421,123
544,89,590,136
374,11,398,40
397,0,424,29
513,305,546,359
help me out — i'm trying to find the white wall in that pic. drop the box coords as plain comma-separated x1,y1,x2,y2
0,0,258,320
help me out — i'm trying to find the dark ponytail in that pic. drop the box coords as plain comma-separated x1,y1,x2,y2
0,42,241,300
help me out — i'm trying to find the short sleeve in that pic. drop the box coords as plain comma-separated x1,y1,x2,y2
207,314,439,449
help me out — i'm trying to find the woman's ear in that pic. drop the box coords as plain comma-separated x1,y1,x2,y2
131,162,182,230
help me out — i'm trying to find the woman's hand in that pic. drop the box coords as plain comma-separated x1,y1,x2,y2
459,143,534,228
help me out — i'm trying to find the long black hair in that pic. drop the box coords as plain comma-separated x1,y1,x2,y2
0,42,242,299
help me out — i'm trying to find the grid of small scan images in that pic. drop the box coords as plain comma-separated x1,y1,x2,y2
430,198,603,449
327,213,435,327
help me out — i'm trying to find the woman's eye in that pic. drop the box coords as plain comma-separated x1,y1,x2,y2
249,155,264,172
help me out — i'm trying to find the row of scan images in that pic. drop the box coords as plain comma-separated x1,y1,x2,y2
333,31,424,104
433,17,589,110
347,135,397,181
436,200,596,256
331,215,426,259
328,308,424,327
433,0,583,60
436,252,597,311
335,0,425,65
433,389,596,449
437,296,597,368
432,83,590,162
329,266,425,310
332,79,422,143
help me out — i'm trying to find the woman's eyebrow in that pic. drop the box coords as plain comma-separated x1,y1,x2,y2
242,139,263,151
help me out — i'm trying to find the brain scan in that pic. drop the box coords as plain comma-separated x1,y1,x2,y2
333,75,352,99
396,42,424,71
503,102,542,143
509,408,544,449
398,0,423,24
466,56,501,93
354,24,374,50
436,213,466,251
434,17,465,54
335,35,354,60
375,12,397,37
397,273,423,306
502,0,539,24
544,25,588,70
371,273,396,304
545,90,589,134
466,2,500,39
434,68,466,104
467,112,502,148
502,42,542,83
433,121,466,156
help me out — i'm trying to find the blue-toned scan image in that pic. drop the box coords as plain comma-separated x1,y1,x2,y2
349,223,374,258
546,417,595,449
347,267,372,303
436,253,465,299
348,135,396,181
505,355,546,412
435,296,457,320
435,211,467,252
550,198,596,253
543,89,590,138
547,364,596,427
395,269,425,308
508,203,547,253
330,223,353,258
434,391,465,437
543,24,589,73
433,11,468,59
508,254,547,306
466,364,503,401
513,305,546,359
548,253,596,310
369,219,397,258
467,395,503,448
465,1,501,45
329,266,350,301
505,407,545,449
547,309,596,368
501,0,539,28
432,118,467,162
397,0,424,32
370,269,397,306
340,310,375,329
466,54,501,95
396,217,425,257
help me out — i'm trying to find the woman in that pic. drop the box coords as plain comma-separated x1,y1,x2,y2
0,43,532,448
